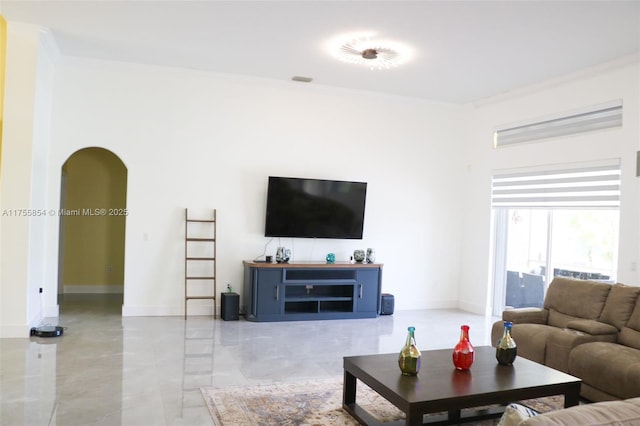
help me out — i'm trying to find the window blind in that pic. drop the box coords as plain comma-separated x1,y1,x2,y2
492,163,621,208
494,101,623,148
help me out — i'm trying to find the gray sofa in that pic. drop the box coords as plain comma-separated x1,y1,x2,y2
491,277,640,401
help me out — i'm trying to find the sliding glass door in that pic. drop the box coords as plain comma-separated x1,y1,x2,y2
491,162,620,315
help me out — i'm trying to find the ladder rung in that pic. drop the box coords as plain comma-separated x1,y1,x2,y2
184,369,214,374
186,276,215,280
186,296,215,300
186,238,215,242
187,219,215,223
184,355,213,360
186,257,215,261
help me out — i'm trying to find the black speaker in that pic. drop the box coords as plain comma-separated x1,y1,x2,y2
221,292,239,321
380,293,394,315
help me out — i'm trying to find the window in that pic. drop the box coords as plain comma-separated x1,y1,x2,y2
491,162,620,315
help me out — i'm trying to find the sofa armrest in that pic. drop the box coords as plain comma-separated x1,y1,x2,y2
519,397,640,425
565,319,618,336
503,308,548,324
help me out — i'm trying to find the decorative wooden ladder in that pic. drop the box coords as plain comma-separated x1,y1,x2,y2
184,208,216,319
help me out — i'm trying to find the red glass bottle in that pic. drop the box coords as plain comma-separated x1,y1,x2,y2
452,325,474,370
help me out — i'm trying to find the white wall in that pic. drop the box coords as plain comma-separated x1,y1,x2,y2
0,23,57,337
4,33,638,332
47,57,469,316
28,29,58,321
459,61,640,315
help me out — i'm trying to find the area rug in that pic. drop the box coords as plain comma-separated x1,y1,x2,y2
201,377,563,426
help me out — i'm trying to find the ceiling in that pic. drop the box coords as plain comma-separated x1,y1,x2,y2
2,1,639,104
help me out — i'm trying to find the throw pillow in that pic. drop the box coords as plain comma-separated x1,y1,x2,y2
497,403,538,426
599,284,640,329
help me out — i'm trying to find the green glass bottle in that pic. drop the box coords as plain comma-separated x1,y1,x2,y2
496,321,517,365
398,326,421,375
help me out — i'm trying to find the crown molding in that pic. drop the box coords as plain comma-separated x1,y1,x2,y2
5,22,61,64
38,26,61,64
472,53,640,108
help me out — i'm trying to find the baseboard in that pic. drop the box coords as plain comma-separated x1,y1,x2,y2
63,284,124,294
122,304,216,317
457,300,489,315
121,305,179,316
186,304,217,317
400,299,457,310
0,323,30,338
29,310,41,330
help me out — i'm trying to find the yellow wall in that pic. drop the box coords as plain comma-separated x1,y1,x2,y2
0,15,6,168
62,147,127,288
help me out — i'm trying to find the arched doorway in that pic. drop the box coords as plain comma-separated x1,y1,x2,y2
57,147,127,313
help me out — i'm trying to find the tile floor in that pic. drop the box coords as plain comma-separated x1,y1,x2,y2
1,294,499,426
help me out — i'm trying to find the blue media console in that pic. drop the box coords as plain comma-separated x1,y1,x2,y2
242,261,383,322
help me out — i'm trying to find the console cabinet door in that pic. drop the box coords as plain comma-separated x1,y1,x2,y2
255,269,283,317
356,269,381,314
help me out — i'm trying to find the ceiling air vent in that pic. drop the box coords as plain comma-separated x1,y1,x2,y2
292,76,313,83
494,101,623,148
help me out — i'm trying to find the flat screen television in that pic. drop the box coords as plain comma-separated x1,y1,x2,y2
264,176,367,239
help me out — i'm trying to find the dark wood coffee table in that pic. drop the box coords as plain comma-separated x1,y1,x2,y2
343,346,581,426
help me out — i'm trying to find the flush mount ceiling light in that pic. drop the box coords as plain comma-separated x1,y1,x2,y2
328,32,412,70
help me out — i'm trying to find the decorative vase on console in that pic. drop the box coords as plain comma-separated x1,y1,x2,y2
276,247,286,263
353,249,365,263
496,321,517,365
366,248,376,263
452,325,474,370
398,326,421,376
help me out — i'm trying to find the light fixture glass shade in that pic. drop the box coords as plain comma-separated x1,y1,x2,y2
328,32,412,70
